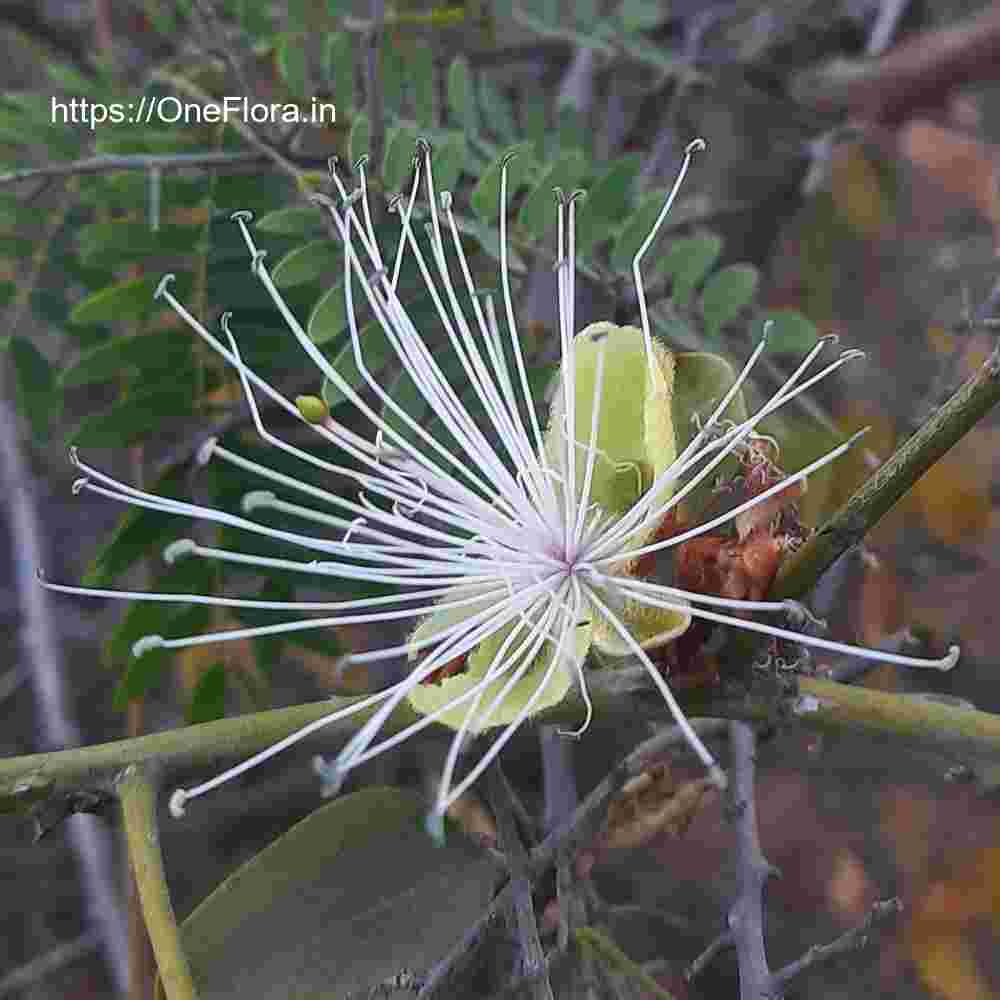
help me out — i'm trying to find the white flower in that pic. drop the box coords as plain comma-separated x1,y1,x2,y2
44,139,959,819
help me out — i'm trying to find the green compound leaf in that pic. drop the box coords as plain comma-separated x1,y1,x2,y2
754,309,819,355
321,318,394,410
479,78,518,145
68,382,196,448
610,187,672,274
58,328,194,388
470,143,536,222
175,788,494,1000
577,155,641,238
84,465,191,587
447,56,476,135
411,41,435,128
307,280,348,345
271,241,341,289
657,233,723,310
517,150,587,240
699,264,759,337
617,0,667,30
276,33,310,100
431,131,466,193
6,336,56,439
255,206,325,237
69,275,161,326
349,114,370,164
322,32,354,108
382,126,420,193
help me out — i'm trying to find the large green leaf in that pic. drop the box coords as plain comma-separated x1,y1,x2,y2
173,788,494,1000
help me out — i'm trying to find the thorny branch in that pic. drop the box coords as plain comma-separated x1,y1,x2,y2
727,722,777,1000
1,186,130,993
0,152,268,188
772,897,902,987
485,764,554,1000
774,340,1000,602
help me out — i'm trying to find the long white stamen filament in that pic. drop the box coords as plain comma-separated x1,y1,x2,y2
437,582,581,812
598,575,960,671
346,591,564,769
633,138,705,373
584,583,727,787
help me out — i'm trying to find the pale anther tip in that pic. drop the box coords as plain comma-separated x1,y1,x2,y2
414,136,432,157
197,436,218,466
500,150,519,170
219,311,234,333
568,188,587,204
71,477,89,496
686,137,707,155
68,445,80,465
230,209,253,224
352,153,370,172
439,190,453,211
153,273,176,300
941,645,961,671
35,567,46,582
132,634,164,658
168,789,188,819
552,186,566,205
818,332,840,347
708,765,727,791
163,538,198,565
242,489,276,513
